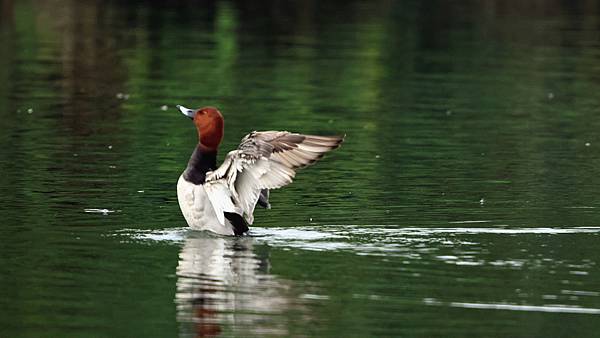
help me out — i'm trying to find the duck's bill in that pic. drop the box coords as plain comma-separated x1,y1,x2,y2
176,105,195,118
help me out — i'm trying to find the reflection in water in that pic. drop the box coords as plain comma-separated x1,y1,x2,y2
115,224,600,337
175,234,298,337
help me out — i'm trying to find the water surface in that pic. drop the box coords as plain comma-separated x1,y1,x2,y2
2,1,600,337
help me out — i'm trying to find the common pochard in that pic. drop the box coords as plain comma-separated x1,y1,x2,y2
176,105,343,235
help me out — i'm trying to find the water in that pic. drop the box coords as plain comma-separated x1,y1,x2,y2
1,1,600,337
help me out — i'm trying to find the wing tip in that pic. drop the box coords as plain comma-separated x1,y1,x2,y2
331,134,345,149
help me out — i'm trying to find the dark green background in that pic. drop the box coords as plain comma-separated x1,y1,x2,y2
1,1,600,337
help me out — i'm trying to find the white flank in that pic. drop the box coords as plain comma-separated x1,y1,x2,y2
176,175,235,235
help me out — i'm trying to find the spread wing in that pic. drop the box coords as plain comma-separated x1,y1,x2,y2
204,131,344,225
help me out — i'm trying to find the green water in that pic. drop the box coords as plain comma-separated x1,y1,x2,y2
2,1,600,337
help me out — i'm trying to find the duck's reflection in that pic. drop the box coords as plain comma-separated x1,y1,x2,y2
175,233,294,337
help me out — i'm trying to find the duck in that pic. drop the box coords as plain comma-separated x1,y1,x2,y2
175,105,344,236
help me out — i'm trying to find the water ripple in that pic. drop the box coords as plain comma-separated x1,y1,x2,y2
116,225,600,256
424,298,600,315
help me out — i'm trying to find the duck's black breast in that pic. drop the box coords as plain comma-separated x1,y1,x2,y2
182,145,217,185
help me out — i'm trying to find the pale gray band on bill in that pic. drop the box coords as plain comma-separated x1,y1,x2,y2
176,105,195,118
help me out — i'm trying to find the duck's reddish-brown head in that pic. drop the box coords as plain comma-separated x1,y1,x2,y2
177,105,224,151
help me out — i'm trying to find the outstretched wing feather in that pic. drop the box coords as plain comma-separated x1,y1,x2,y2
204,131,343,225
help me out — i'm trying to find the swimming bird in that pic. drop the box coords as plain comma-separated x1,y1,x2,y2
176,105,344,236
